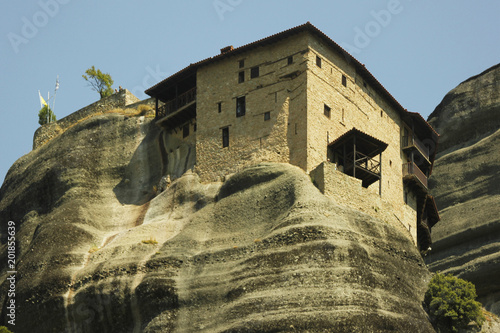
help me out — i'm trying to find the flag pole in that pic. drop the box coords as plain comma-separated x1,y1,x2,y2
52,75,59,118
47,91,50,124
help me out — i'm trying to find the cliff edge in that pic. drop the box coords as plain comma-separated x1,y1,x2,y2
426,63,500,315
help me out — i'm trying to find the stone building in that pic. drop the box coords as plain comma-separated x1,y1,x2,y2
145,22,439,251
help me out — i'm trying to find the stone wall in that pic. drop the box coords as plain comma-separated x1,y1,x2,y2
195,32,310,181
165,30,418,235
311,162,417,243
305,33,408,226
33,89,146,149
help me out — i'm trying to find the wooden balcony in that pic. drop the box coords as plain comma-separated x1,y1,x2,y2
156,87,196,119
343,151,382,188
403,162,428,189
156,87,196,129
402,135,430,164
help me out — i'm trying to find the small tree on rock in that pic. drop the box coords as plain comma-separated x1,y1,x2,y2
424,272,484,332
38,104,56,125
82,66,114,99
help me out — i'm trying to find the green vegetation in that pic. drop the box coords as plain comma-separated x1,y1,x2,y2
142,237,158,245
424,272,484,332
88,243,100,253
82,66,114,99
0,326,13,333
38,104,56,125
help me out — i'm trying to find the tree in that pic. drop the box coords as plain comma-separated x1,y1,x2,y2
424,272,485,332
38,104,56,125
82,66,114,99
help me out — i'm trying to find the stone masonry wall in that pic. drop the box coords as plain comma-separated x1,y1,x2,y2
195,32,310,182
311,162,417,243
33,89,144,149
305,33,410,231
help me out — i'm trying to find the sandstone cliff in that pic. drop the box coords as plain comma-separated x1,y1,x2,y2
0,111,435,332
426,63,500,315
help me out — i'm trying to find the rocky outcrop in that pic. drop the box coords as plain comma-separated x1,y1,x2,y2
0,111,435,332
425,63,500,315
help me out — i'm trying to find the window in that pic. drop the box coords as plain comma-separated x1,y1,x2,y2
363,81,367,88
404,191,408,204
183,124,189,138
264,112,270,121
316,56,322,68
236,96,246,117
218,102,222,113
324,104,331,118
341,108,345,122
380,110,383,117
194,123,197,132
287,56,293,65
239,59,245,68
342,74,347,87
222,127,229,148
238,71,245,83
251,66,259,78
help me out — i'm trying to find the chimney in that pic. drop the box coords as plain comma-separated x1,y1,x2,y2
220,45,234,54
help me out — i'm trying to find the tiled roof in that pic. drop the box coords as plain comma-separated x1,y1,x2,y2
145,22,438,141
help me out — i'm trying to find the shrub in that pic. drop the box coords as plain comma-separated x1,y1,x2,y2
142,237,158,245
424,272,484,332
0,326,13,333
137,104,152,116
38,104,56,125
88,244,100,253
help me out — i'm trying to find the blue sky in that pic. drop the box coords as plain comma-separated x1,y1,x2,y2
1,1,499,184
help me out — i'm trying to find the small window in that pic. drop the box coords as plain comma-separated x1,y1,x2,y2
295,123,298,135
251,66,259,78
363,81,367,88
183,124,189,138
380,110,383,117
342,75,347,87
194,123,197,132
341,108,345,122
264,112,270,121
316,56,322,68
236,96,246,117
287,56,293,65
238,71,245,83
222,127,229,148
324,104,331,118
218,102,222,113
239,59,245,68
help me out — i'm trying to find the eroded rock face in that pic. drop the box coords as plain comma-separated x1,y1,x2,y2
0,113,434,332
425,63,500,315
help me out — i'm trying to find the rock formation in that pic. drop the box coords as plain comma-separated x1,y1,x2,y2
425,63,500,315
0,110,435,332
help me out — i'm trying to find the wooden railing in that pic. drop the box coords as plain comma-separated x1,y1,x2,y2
402,162,428,188
157,87,196,119
402,135,430,161
346,152,381,175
